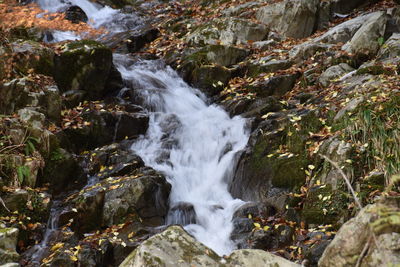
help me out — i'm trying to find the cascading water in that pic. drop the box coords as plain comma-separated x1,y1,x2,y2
34,0,250,257
117,57,249,255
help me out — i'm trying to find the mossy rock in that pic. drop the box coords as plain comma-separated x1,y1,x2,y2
53,40,113,100
190,64,231,96
356,64,394,75
302,185,349,226
11,39,54,76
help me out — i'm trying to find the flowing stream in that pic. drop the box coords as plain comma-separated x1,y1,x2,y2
35,0,250,257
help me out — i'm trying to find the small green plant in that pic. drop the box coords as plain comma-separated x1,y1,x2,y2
378,37,385,46
24,136,39,156
16,165,30,184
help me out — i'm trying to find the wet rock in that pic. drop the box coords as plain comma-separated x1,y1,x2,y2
231,217,254,248
256,0,319,39
41,148,86,194
59,109,149,152
119,225,299,267
319,202,400,267
166,202,197,225
102,167,171,227
304,239,331,266
230,110,322,210
65,5,88,24
191,65,231,96
342,11,387,57
126,27,160,53
53,40,119,101
0,228,19,265
248,224,295,250
318,63,354,87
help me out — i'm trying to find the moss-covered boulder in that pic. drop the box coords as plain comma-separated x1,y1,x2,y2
302,185,349,226
65,166,170,234
319,201,400,267
53,40,122,101
119,225,299,267
10,40,54,76
230,109,322,211
191,65,231,96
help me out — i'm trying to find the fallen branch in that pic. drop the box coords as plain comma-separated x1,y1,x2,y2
320,154,362,209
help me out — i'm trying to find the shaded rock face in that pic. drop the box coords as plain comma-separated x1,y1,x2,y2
65,5,88,24
53,40,123,100
230,110,322,212
319,202,400,267
58,109,149,152
119,225,300,267
126,27,160,53
0,78,61,122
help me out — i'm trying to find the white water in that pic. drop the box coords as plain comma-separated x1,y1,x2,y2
36,0,250,256
117,58,249,255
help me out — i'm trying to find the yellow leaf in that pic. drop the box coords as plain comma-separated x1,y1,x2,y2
263,226,270,231
308,165,315,170
70,255,78,262
253,223,261,228
51,243,64,251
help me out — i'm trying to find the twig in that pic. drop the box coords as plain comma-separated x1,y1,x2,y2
320,154,362,209
0,196,10,213
355,235,371,267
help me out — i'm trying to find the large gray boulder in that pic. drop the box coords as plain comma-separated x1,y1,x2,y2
119,225,299,267
319,202,400,267
342,11,387,56
186,18,268,46
256,0,319,38
289,12,382,61
319,63,355,87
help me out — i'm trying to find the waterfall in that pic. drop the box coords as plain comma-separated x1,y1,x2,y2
36,0,250,256
118,58,249,255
